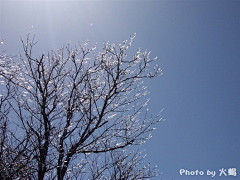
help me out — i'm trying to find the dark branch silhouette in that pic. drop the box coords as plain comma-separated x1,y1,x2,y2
0,33,163,179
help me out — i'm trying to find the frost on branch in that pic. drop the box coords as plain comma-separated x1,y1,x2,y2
0,33,163,179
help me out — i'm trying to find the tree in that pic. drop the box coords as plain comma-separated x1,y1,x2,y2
0,33,163,179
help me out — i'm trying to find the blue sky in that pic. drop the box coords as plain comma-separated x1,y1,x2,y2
1,0,240,179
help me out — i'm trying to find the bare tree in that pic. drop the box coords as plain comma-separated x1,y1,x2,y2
0,33,163,180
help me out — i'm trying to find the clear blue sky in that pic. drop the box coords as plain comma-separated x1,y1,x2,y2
1,1,239,179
